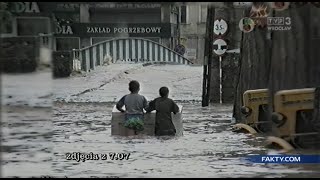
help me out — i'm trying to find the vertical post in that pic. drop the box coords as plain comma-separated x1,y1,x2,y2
219,56,222,104
72,49,76,71
177,4,181,45
202,6,214,107
202,57,208,107
206,7,215,105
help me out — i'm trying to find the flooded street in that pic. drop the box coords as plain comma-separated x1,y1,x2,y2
1,71,53,177
1,65,319,177
1,106,53,177
49,102,319,178
1,0,320,178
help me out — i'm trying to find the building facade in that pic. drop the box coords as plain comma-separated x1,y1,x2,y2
1,2,180,52
176,2,209,65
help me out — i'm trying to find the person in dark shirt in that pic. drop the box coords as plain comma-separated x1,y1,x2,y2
116,80,148,135
146,87,179,136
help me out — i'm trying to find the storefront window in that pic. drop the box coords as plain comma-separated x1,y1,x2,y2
17,17,50,36
56,37,80,51
180,5,187,24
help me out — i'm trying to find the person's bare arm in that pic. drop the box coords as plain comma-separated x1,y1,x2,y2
116,96,126,113
145,99,155,113
171,100,179,114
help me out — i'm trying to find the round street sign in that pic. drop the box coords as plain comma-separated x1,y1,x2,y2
233,2,253,8
214,19,228,36
174,44,186,55
213,38,228,56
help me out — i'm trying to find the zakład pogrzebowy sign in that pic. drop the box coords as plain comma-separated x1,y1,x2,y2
54,23,172,38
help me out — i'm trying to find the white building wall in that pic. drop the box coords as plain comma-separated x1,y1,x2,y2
179,3,208,65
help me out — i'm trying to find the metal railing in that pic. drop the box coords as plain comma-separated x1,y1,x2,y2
72,37,193,72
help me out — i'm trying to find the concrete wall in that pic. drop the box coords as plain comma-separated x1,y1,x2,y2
39,47,52,66
179,3,207,65
80,4,90,22
161,3,171,23
80,4,90,47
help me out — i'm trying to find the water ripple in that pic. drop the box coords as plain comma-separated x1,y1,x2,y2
2,102,320,178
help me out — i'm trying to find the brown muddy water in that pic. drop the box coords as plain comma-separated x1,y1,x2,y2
1,102,319,178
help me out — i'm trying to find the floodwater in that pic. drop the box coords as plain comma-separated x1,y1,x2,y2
2,101,319,178
1,69,319,178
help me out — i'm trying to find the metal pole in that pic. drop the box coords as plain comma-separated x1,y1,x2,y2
202,6,214,107
206,51,212,106
219,56,222,104
177,5,181,46
206,7,214,105
202,58,208,107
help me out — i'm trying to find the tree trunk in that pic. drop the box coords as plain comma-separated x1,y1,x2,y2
268,4,320,105
268,4,320,147
233,7,272,122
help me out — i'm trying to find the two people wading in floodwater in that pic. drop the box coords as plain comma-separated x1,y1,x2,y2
116,80,179,136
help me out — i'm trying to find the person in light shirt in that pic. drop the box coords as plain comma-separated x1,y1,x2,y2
116,80,148,136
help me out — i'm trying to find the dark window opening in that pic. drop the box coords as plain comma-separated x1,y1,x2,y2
17,18,49,36
56,37,79,51
180,5,186,24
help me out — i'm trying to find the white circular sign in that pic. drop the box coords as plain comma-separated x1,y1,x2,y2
214,19,228,36
213,39,227,56
239,18,255,33
233,2,253,8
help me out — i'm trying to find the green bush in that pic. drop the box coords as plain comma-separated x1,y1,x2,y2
124,118,144,132
0,37,38,73
53,51,72,78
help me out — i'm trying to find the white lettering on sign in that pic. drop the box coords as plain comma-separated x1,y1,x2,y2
85,27,161,34
91,3,161,9
213,19,228,36
56,25,73,35
56,3,80,10
12,2,40,13
87,27,111,33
